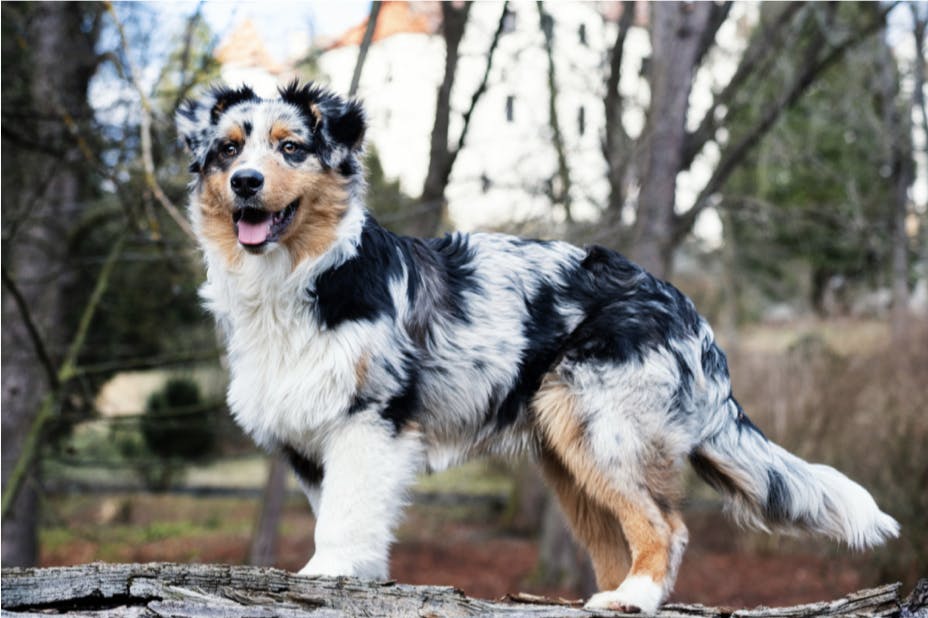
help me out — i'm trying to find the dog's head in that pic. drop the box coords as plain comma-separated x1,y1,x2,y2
176,81,365,264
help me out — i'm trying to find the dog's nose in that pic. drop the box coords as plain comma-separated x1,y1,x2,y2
230,169,264,198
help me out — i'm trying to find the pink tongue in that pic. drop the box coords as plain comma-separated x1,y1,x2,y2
237,219,271,245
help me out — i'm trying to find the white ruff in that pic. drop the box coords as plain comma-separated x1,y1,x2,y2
198,202,367,452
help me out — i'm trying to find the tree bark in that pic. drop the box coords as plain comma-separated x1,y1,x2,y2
411,2,473,238
537,1,573,221
348,1,383,97
875,24,915,341
1,563,916,617
630,2,715,279
1,1,100,567
247,456,290,567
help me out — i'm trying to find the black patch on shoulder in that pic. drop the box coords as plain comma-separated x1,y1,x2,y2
314,217,402,329
209,85,258,124
282,445,323,486
765,469,791,523
422,233,479,321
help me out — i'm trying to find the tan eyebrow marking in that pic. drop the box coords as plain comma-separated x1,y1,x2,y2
226,125,245,143
271,121,294,142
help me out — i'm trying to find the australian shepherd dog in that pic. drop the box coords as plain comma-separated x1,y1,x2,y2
176,82,898,613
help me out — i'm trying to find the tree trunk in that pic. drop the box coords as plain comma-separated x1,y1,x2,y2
875,21,915,340
410,2,472,238
630,2,714,279
247,456,290,567
1,2,100,567
1,563,916,617
537,1,573,221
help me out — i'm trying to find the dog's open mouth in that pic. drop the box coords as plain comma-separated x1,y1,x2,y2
233,199,300,249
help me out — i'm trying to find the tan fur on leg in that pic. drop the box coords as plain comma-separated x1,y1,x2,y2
539,451,630,590
533,374,674,589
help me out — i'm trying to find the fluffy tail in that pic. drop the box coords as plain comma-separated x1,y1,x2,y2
691,397,899,549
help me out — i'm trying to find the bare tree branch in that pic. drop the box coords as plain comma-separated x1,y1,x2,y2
1,234,127,521
104,2,196,242
681,2,806,171
452,2,509,160
674,3,896,243
693,1,734,70
537,1,572,220
602,1,636,215
349,1,382,97
167,2,207,114
0,268,59,391
911,1,928,161
413,2,506,236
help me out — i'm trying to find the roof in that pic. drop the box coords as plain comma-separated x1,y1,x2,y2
327,1,439,50
215,19,284,74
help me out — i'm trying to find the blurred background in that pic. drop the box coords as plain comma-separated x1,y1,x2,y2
2,0,926,607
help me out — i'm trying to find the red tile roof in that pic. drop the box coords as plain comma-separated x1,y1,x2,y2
327,1,438,50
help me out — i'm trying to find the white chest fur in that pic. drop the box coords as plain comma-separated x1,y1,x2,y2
201,248,366,452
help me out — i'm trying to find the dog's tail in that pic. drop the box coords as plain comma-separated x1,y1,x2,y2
690,395,899,549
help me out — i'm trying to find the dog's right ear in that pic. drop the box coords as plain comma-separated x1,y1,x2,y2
175,96,212,171
175,85,258,172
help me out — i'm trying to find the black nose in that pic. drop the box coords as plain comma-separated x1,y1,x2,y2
230,169,264,198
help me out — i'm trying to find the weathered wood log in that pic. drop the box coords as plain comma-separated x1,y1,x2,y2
0,563,921,618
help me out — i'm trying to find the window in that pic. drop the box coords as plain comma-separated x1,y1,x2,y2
577,106,585,136
505,95,515,123
578,23,587,46
541,13,554,40
502,8,516,33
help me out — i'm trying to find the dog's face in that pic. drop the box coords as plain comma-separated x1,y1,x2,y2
176,82,365,265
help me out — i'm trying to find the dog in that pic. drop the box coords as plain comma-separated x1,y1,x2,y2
176,82,899,613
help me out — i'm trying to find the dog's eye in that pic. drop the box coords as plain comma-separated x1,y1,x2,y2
221,142,239,159
281,141,300,154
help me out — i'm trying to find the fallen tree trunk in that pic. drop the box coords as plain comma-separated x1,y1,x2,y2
0,563,922,617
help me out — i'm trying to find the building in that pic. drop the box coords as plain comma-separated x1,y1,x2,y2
318,1,641,231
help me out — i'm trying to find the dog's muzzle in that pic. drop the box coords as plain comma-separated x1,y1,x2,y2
233,199,300,251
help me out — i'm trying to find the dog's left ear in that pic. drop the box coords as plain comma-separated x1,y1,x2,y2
328,99,366,152
175,96,212,165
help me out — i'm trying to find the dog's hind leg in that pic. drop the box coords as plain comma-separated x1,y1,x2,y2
533,373,684,614
538,450,630,590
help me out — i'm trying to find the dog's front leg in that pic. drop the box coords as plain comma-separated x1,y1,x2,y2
298,412,424,580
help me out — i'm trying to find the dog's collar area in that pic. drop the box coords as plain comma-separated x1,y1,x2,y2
233,199,300,250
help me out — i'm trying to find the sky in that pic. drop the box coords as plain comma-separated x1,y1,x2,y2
162,1,371,63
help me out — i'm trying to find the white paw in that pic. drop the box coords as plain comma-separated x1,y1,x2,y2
297,553,354,578
296,551,388,581
584,575,663,614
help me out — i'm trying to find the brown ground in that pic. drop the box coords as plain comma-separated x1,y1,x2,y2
40,494,882,609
